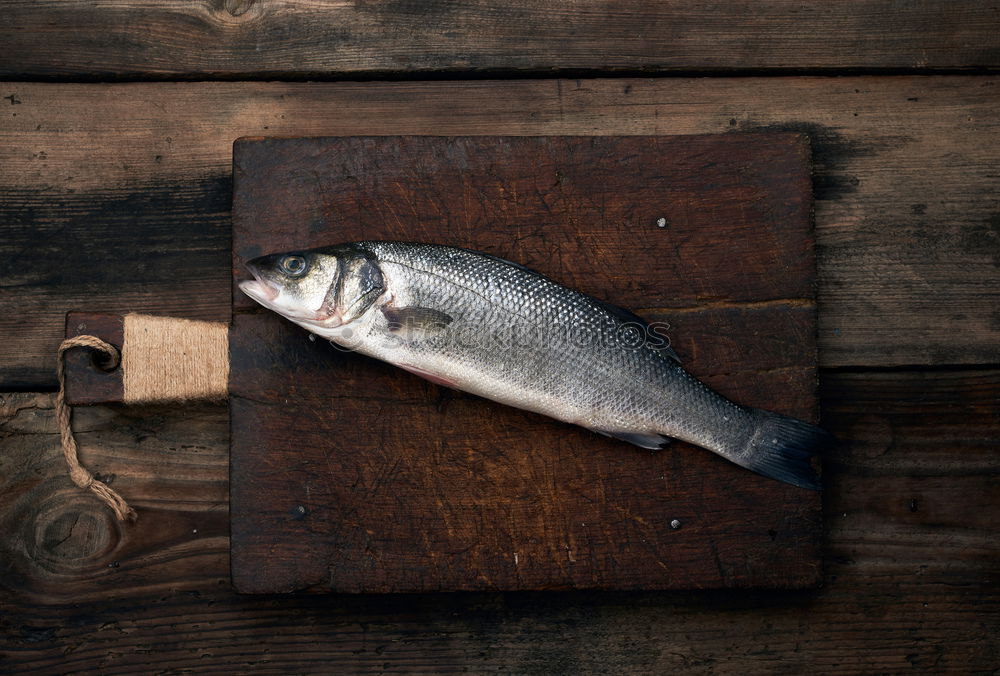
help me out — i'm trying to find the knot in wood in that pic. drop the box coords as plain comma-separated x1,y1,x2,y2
219,0,256,18
33,497,121,567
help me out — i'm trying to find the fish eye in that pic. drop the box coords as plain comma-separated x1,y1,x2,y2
279,255,308,277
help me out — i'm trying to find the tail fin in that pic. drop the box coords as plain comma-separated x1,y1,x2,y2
737,409,832,490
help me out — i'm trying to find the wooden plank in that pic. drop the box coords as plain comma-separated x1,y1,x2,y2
228,134,820,593
1,78,998,389
1,369,996,671
3,1,999,78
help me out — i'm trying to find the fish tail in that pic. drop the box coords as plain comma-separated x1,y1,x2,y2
730,409,831,490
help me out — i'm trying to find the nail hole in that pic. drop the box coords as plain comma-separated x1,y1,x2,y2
91,350,119,372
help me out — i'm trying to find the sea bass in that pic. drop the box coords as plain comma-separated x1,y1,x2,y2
240,241,829,489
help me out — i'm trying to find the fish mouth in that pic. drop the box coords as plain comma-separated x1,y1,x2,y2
239,278,280,303
240,262,345,326
239,269,341,326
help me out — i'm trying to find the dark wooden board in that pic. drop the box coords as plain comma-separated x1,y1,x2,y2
3,78,999,390
2,369,997,672
4,0,999,78
229,134,821,593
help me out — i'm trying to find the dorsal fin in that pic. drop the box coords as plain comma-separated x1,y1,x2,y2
589,296,681,364
472,249,540,275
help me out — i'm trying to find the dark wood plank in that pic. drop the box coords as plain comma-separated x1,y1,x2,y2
2,78,998,389
2,369,996,671
4,0,999,78
229,134,820,593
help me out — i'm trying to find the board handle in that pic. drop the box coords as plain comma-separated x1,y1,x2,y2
63,312,231,405
63,312,125,405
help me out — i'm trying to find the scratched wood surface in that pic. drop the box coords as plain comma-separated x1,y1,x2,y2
227,134,820,593
4,0,999,78
2,79,999,388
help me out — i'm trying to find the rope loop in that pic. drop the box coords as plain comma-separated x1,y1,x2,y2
56,336,137,522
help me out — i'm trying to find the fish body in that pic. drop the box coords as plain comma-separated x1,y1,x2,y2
240,241,829,489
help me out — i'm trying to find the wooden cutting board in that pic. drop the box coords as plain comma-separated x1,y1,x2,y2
228,134,821,593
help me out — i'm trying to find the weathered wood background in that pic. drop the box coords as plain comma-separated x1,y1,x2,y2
1,1,998,672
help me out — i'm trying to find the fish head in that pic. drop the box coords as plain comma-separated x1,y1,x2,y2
239,245,385,329
240,250,341,325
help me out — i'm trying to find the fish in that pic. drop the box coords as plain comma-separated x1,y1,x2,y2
239,241,830,490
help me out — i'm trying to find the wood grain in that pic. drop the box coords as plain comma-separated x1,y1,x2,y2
2,369,996,672
1,77,998,390
3,0,999,78
229,134,820,593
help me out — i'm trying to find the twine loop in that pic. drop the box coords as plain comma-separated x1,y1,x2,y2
56,335,137,522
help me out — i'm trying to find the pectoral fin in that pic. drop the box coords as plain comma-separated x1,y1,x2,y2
382,306,453,339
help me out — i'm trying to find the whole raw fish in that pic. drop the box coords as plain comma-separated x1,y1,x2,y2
240,241,828,489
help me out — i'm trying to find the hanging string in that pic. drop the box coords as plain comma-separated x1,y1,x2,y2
56,335,137,522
